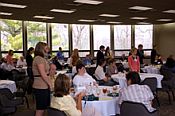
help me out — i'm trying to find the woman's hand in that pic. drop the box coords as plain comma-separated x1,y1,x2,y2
77,92,86,99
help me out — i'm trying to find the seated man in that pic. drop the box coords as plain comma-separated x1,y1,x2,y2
73,63,96,87
82,54,93,66
118,71,155,112
95,59,116,86
56,47,64,61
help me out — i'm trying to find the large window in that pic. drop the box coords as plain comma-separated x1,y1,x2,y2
27,21,46,48
93,25,110,50
52,23,69,50
114,25,131,49
72,24,90,50
135,25,153,49
0,19,22,51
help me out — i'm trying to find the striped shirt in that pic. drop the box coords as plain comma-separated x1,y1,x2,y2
119,84,155,112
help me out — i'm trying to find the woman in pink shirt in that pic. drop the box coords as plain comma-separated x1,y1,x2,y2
128,48,140,72
6,50,14,65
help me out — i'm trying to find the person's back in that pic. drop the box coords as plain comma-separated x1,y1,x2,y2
51,95,81,116
119,71,155,112
119,84,154,112
95,65,105,81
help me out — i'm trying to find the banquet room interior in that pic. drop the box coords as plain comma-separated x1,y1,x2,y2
0,0,175,116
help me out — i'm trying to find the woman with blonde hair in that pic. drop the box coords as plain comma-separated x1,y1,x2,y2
32,42,51,116
128,48,140,72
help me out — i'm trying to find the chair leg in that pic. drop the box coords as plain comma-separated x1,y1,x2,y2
171,90,175,101
24,96,29,108
155,95,160,107
166,90,172,104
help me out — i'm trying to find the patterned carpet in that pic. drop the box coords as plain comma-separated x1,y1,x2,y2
12,90,175,116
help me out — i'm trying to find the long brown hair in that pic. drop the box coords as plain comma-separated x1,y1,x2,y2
54,74,71,97
72,49,79,66
34,42,47,57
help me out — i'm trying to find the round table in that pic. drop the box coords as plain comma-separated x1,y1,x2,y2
111,73,163,88
141,65,161,74
0,80,17,93
81,86,120,116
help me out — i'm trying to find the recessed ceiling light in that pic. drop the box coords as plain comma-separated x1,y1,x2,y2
0,12,12,16
163,10,175,14
0,2,27,8
130,17,148,20
99,14,119,17
33,16,54,19
157,19,173,21
129,6,152,11
78,19,96,22
74,0,103,5
137,22,151,25
50,9,75,13
107,21,122,24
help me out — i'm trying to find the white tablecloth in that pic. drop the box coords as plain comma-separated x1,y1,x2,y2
141,65,160,74
111,73,163,88
0,80,17,93
121,61,129,69
82,97,119,116
81,86,120,116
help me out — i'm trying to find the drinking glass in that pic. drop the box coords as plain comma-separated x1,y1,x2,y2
96,88,100,96
102,88,107,96
112,86,117,93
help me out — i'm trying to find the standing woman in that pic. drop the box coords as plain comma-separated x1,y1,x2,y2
32,42,51,116
70,49,80,67
105,46,110,58
128,48,140,72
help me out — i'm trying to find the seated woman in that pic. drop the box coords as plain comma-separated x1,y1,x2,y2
50,74,85,116
6,50,14,65
162,56,175,73
118,71,155,112
107,58,118,76
16,56,27,67
154,54,163,65
73,62,96,87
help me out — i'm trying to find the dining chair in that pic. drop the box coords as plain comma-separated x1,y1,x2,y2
120,101,158,116
160,66,175,104
140,77,160,107
47,107,67,116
